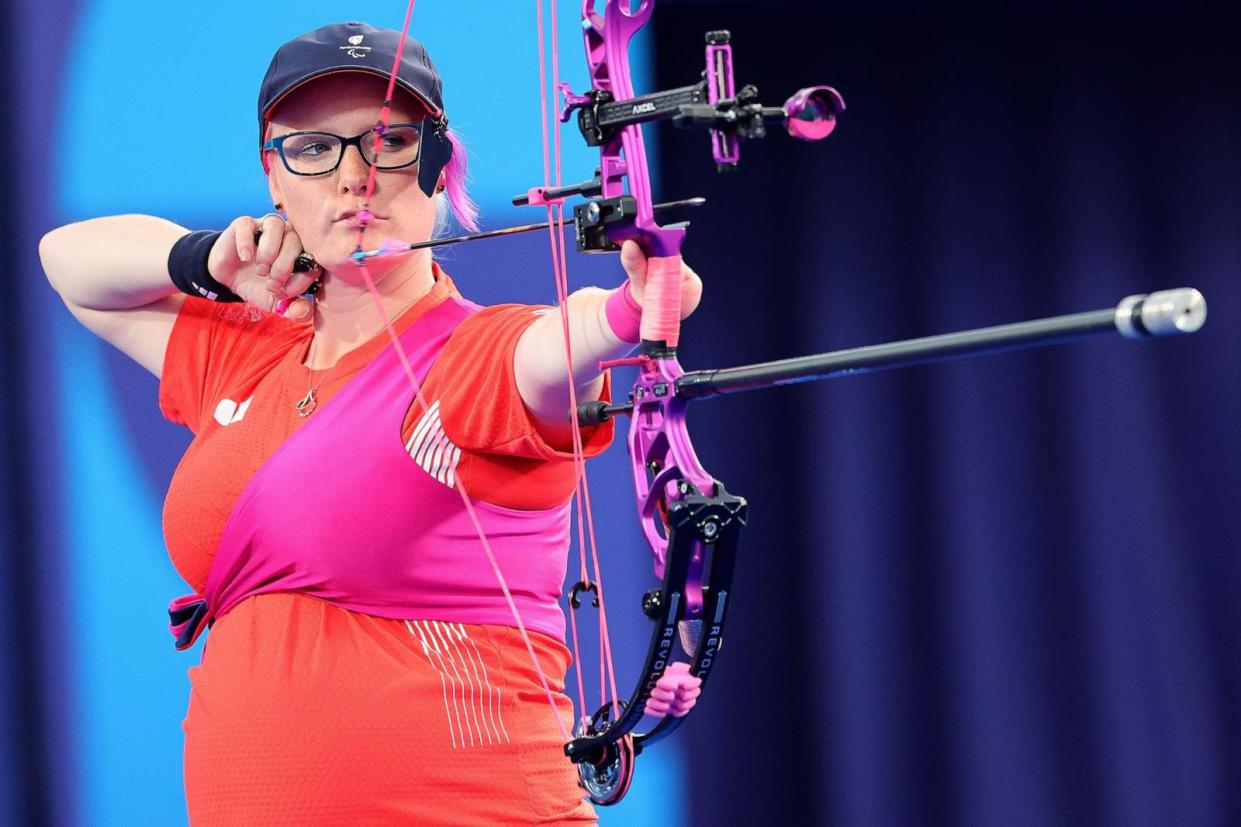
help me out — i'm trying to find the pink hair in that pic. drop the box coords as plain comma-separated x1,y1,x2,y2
439,129,479,234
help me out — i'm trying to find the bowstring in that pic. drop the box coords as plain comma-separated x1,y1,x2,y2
536,0,622,730
348,0,570,744
534,0,588,730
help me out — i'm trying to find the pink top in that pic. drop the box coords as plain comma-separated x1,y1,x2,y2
169,295,572,649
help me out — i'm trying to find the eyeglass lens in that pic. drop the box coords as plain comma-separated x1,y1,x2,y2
280,125,422,174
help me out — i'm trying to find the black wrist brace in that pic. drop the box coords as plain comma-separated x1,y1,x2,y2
168,230,243,303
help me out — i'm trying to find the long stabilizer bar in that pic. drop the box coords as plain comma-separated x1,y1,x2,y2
672,288,1206,400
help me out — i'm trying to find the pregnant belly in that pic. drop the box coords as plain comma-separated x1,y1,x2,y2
182,592,594,826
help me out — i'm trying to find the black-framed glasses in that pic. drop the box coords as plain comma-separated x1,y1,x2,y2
263,123,423,176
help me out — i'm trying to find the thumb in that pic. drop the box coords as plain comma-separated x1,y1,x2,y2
619,240,648,286
275,295,314,323
285,297,314,323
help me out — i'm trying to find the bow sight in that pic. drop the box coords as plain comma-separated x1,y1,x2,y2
561,30,844,168
358,30,842,260
507,30,843,255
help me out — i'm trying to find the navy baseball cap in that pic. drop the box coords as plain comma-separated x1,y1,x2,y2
258,22,452,197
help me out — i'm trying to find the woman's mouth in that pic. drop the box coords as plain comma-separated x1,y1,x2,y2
334,210,384,229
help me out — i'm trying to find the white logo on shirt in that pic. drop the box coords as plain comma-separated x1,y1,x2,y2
213,396,253,427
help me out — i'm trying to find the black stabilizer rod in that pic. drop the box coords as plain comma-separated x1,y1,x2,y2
674,288,1206,401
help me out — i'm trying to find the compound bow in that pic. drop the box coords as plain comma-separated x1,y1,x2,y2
347,0,1204,808
519,2,844,804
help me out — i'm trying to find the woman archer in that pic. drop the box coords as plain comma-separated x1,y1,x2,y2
39,21,700,824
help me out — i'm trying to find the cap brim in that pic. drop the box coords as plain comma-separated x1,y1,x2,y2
262,65,440,126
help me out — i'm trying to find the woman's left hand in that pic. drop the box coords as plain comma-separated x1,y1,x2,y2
619,239,703,321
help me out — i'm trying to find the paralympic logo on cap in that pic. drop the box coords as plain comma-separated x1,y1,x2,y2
341,34,371,59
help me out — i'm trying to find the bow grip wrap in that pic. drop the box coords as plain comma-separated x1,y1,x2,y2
639,254,684,347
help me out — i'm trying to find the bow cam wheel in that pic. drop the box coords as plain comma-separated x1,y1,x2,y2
578,733,635,805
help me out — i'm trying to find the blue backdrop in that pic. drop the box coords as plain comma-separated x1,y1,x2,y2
9,2,675,825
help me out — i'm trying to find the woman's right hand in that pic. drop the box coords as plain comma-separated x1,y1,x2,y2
208,214,320,314
40,213,324,377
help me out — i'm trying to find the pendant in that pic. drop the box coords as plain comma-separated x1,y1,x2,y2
295,388,318,417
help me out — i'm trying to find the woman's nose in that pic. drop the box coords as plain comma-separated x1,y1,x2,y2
338,144,371,195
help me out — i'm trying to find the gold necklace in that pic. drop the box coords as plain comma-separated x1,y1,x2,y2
295,337,328,417
294,287,428,418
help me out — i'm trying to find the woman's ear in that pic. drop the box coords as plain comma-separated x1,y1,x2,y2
268,176,286,214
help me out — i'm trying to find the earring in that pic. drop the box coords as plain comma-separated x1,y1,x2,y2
274,202,284,211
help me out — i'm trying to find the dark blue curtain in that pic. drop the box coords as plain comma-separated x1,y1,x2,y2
0,4,33,819
5,1,79,824
654,4,1239,825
